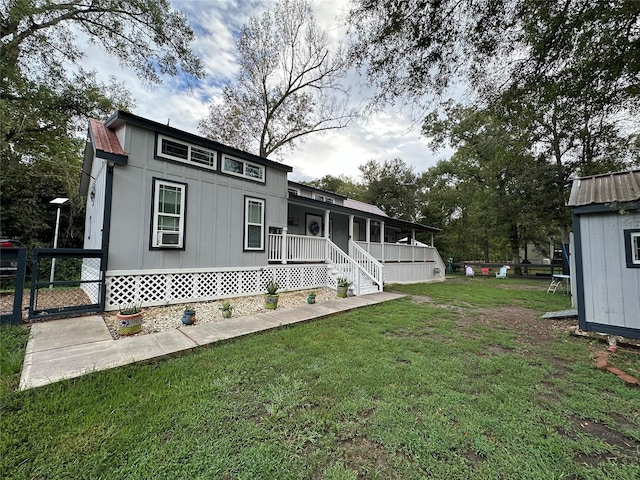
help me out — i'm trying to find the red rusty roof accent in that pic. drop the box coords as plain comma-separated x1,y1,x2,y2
89,118,125,156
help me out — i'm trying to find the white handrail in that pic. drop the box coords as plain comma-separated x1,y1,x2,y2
349,240,383,289
326,240,381,295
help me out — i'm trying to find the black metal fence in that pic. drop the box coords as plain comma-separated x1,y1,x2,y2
0,248,27,324
28,248,107,321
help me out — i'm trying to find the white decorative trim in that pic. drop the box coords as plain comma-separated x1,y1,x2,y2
105,264,328,310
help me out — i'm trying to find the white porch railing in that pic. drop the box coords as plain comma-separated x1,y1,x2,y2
268,233,326,263
354,241,436,263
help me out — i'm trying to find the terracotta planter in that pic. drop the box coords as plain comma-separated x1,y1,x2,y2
265,294,279,310
221,309,232,318
117,311,143,335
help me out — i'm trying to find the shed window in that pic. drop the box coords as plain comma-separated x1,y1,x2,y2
152,179,186,249
244,197,265,250
624,229,640,268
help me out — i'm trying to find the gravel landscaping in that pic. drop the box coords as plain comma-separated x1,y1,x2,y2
102,288,335,339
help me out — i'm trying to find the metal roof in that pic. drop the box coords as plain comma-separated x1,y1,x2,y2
343,198,388,217
568,169,640,207
89,118,125,156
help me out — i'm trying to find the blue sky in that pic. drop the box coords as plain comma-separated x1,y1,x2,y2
84,0,450,181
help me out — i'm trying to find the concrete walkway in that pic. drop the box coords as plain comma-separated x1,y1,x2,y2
20,292,405,390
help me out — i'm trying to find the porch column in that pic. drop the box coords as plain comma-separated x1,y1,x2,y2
324,210,330,239
348,215,354,256
281,227,288,265
412,228,416,262
380,220,385,262
366,218,371,253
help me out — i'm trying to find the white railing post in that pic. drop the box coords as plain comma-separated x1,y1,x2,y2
380,221,385,262
281,227,288,264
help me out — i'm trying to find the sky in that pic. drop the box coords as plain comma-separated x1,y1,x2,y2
84,0,452,182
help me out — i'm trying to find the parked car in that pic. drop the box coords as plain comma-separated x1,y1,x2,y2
0,239,25,278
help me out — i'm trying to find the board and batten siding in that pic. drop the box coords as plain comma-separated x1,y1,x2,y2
107,124,288,271
82,152,108,251
576,211,640,332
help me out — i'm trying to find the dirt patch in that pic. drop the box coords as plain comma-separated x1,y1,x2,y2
559,417,640,466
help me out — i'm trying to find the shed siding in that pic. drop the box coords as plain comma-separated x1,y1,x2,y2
107,124,288,271
579,212,640,331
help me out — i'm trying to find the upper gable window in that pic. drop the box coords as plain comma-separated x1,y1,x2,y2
157,135,216,170
222,154,265,182
314,194,334,204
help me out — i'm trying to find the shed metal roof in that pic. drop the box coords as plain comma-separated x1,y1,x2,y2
568,169,640,207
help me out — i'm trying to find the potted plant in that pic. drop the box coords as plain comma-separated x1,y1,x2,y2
182,305,196,325
307,292,317,304
264,280,280,310
219,301,233,318
117,301,143,335
336,277,352,298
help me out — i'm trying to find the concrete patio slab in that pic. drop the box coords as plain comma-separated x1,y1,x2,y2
26,315,112,354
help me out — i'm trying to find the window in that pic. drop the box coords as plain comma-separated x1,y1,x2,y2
152,179,186,249
314,194,334,204
222,155,265,182
288,188,299,196
624,229,640,268
244,197,265,250
157,135,216,169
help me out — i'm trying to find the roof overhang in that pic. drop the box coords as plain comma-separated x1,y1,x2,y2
105,110,293,173
288,194,441,233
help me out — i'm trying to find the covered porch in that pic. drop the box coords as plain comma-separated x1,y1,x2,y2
268,195,446,286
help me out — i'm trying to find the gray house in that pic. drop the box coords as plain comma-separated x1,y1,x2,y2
81,111,445,310
568,169,640,339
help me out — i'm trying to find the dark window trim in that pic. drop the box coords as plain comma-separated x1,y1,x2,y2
243,195,266,252
149,177,188,251
221,153,266,184
624,229,640,268
155,134,217,170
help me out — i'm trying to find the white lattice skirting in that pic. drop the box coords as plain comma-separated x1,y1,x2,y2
105,264,329,311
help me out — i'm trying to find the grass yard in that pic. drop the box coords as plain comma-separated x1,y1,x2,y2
1,278,639,479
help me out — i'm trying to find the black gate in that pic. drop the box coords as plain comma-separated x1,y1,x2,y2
0,247,27,324
28,248,107,321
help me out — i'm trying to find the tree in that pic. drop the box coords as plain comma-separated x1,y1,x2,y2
1,0,203,246
198,0,354,158
421,105,556,268
302,174,364,199
347,0,639,111
359,159,421,222
348,0,639,263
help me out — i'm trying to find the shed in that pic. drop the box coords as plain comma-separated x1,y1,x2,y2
568,169,640,338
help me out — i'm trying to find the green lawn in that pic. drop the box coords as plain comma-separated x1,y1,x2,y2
1,278,639,479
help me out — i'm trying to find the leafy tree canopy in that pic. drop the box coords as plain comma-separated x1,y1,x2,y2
199,0,355,158
0,0,203,246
